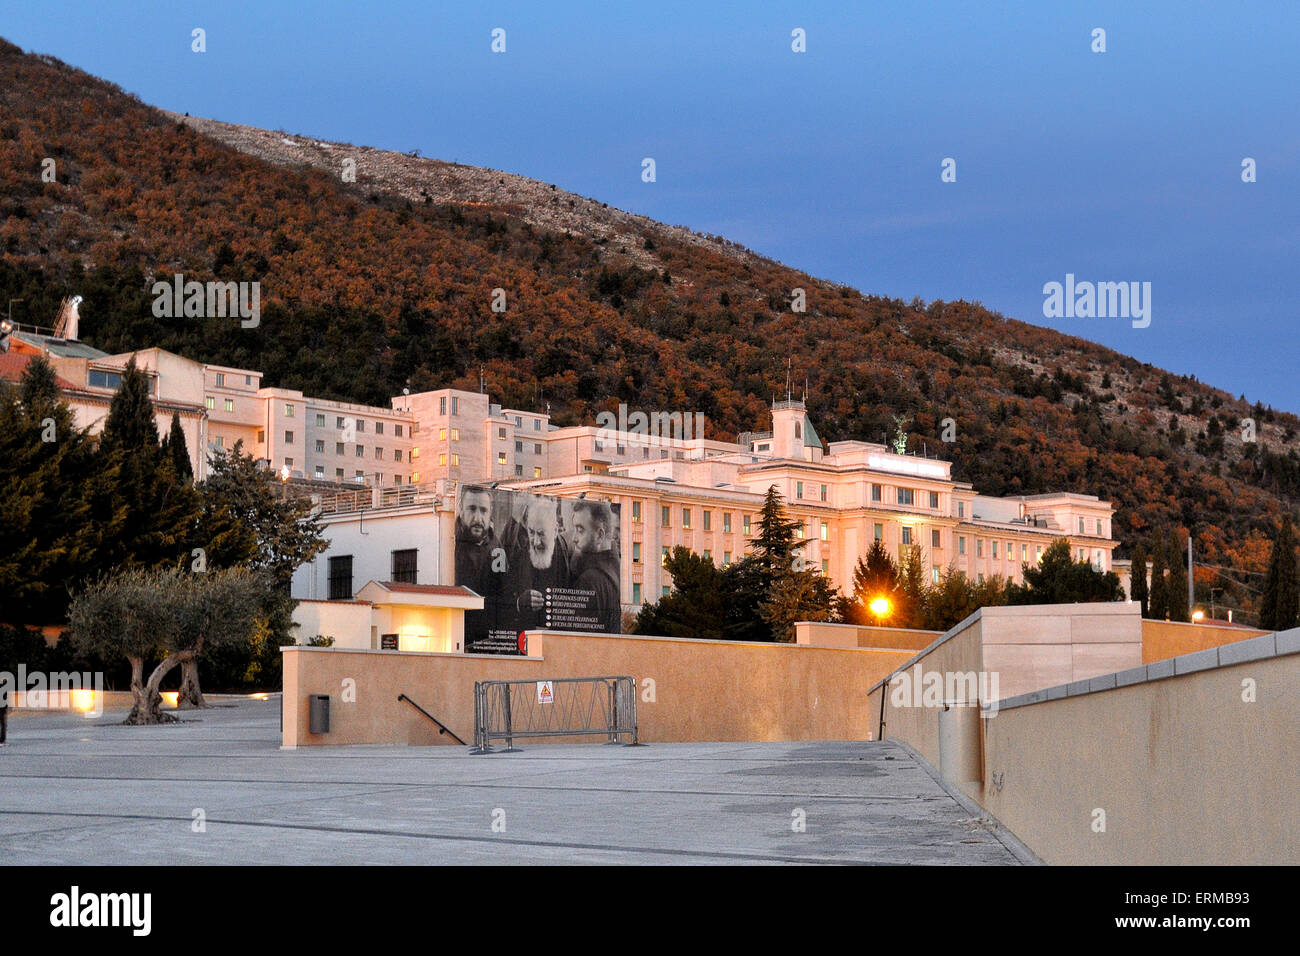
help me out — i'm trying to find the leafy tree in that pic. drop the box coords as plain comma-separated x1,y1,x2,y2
175,567,271,708
632,547,727,640
759,567,839,642
1258,516,1299,631
1130,542,1149,617
1148,539,1169,620
1166,533,1190,623
198,441,327,588
923,569,1007,632
1006,539,1124,605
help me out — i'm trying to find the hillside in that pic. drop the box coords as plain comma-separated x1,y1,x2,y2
2,37,1297,622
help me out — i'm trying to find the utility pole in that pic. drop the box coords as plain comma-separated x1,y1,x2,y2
1187,534,1195,614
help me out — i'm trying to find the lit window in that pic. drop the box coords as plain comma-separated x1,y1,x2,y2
533,467,541,478
796,525,805,540
632,501,642,522
224,398,234,412
314,466,324,479
932,566,940,583
821,522,829,541
682,508,691,529
354,471,364,482
439,453,447,466
451,454,459,466
661,547,670,565
497,452,506,465
498,427,506,440
451,428,460,441
205,396,215,410
743,515,751,535
284,404,294,417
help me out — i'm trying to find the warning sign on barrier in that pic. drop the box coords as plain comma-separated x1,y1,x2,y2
536,680,554,704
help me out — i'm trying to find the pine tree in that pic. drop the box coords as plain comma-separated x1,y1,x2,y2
750,484,802,579
1149,539,1169,621
1259,516,1299,631
1166,533,1190,622
1130,543,1149,617
845,541,898,624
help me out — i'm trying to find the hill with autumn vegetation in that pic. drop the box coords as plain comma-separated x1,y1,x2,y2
2,37,1297,623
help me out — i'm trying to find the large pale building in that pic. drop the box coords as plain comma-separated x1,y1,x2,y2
2,322,1117,635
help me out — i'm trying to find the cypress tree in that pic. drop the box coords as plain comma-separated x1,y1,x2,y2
1130,543,1149,617
1259,516,1299,631
1167,533,1190,623
750,484,802,579
165,411,193,482
1149,539,1169,621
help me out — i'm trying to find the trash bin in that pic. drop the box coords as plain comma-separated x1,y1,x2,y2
309,694,330,734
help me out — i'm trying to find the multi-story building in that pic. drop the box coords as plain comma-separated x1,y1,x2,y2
294,392,1118,619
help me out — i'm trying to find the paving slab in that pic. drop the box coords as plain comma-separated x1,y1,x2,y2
0,699,1021,865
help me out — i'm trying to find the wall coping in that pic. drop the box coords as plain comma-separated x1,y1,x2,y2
995,627,1299,711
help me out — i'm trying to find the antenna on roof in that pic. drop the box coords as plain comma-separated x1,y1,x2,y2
479,367,485,394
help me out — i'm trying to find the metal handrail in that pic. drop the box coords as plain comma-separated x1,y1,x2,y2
397,693,466,745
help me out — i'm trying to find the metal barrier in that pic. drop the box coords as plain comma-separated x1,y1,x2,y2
472,676,638,753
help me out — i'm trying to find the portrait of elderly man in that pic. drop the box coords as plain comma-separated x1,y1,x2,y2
505,495,571,632
568,499,622,634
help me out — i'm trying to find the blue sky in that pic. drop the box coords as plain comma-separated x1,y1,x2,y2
4,1,1298,411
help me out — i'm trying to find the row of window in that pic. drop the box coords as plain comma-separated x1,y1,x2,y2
869,484,942,509
212,372,257,388
327,549,418,599
654,506,747,534
284,458,405,484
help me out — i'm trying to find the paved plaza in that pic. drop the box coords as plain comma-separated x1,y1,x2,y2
0,698,1029,865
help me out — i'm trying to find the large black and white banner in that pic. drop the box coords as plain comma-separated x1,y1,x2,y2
454,487,623,654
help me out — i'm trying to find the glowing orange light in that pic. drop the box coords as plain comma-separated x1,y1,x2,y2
869,597,891,618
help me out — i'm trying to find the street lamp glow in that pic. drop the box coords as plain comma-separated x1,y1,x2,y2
869,596,891,618
1192,610,1205,622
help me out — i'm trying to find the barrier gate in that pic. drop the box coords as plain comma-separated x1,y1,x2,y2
472,676,638,752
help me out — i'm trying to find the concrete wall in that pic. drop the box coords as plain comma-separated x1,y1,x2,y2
282,630,916,748
795,621,942,651
1141,619,1269,663
983,640,1299,864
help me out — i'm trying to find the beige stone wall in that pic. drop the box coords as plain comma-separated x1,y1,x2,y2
982,654,1298,864
282,631,914,747
1141,619,1269,664
795,621,942,651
